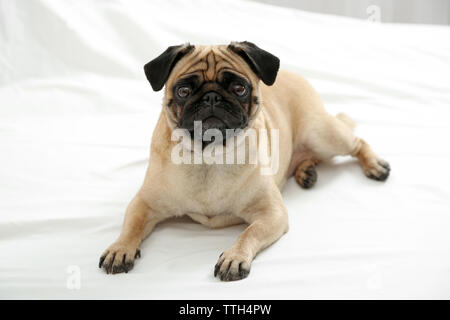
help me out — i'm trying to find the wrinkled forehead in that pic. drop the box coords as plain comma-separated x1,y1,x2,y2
166,45,257,87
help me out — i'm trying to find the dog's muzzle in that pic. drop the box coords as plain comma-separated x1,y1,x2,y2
179,91,247,139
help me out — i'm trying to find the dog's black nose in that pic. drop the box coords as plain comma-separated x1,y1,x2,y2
202,92,222,107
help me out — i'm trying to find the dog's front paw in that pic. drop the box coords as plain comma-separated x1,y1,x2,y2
99,242,141,274
214,250,251,281
364,159,390,182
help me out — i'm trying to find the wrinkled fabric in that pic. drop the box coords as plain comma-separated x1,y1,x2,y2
1,0,450,299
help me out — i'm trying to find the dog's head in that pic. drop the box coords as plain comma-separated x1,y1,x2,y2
143,42,279,144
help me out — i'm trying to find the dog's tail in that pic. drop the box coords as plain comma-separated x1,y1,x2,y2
336,113,356,131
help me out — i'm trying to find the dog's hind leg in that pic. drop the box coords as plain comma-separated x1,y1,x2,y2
306,113,390,181
295,158,320,189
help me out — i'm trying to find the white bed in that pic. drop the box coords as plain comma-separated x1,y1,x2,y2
1,0,450,299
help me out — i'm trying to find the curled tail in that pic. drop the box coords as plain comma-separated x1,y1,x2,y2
336,113,356,131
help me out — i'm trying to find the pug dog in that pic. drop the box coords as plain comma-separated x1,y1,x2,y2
99,41,390,281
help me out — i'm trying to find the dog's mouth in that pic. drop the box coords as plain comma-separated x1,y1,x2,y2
179,104,247,146
202,116,226,131
185,116,230,147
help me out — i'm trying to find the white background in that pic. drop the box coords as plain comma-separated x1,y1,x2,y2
1,0,450,299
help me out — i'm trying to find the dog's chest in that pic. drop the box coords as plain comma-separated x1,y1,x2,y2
169,164,249,216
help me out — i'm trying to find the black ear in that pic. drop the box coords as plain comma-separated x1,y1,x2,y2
228,41,280,86
144,43,194,91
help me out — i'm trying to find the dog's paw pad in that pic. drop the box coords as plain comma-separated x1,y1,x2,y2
214,251,250,282
295,165,317,189
99,243,140,274
365,159,390,182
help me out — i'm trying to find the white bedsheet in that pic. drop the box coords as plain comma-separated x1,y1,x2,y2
1,0,450,299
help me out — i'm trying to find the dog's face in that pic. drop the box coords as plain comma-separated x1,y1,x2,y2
143,42,279,143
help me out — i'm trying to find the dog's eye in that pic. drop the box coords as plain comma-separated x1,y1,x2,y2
177,86,191,98
231,84,246,97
